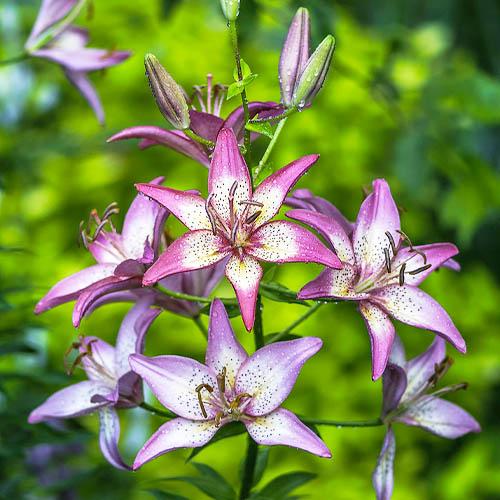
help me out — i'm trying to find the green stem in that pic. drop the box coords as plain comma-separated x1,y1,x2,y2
228,20,251,164
253,294,264,349
157,284,237,305
139,402,176,419
302,417,383,428
267,302,324,344
192,315,208,338
249,107,296,124
0,54,28,66
184,129,215,149
253,117,288,179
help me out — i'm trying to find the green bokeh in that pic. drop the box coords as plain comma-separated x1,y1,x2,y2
1,0,499,498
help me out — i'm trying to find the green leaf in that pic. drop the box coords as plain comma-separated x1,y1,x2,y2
245,121,274,139
144,489,189,500
233,59,252,81
199,303,241,318
257,471,317,499
187,421,246,460
227,74,258,99
0,341,37,355
252,447,270,486
260,282,309,306
263,333,302,344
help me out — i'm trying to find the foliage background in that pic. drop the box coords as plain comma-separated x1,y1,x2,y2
1,0,499,498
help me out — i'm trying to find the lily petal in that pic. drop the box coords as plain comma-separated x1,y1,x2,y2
143,230,229,286
359,301,396,381
236,337,322,416
114,300,162,378
251,154,319,226
189,110,224,142
395,395,481,438
370,285,466,354
133,418,218,469
122,177,168,259
382,364,407,417
209,128,251,223
248,220,342,268
224,101,279,141
225,254,263,331
402,337,446,403
206,299,248,387
352,179,401,282
79,337,116,382
107,127,210,167
35,263,116,314
28,381,109,423
443,258,461,272
287,208,354,263
372,427,396,500
135,184,210,231
98,406,130,470
64,69,105,124
245,408,330,458
388,334,406,367
129,354,218,420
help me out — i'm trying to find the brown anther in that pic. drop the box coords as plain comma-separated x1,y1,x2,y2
398,263,406,286
229,180,238,198
428,356,454,386
205,195,218,235
233,392,252,405
214,411,223,427
217,367,227,395
197,391,207,418
195,383,213,419
408,264,432,275
384,248,391,273
92,219,108,241
78,220,89,249
396,230,413,249
102,202,119,220
385,231,397,255
230,219,240,242
66,352,88,376
245,211,261,225
412,249,427,265
239,200,264,208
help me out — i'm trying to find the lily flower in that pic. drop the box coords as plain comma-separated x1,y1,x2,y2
129,299,330,468
25,0,130,124
136,128,342,331
289,179,466,379
35,177,171,327
373,336,480,499
28,299,162,470
108,73,279,167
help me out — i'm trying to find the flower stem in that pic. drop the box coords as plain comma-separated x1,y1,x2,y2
253,294,264,349
239,435,259,499
139,402,176,419
267,302,324,344
156,284,237,305
249,107,296,124
184,129,215,149
0,53,28,66
228,20,251,163
192,315,208,338
253,116,288,179
302,417,383,427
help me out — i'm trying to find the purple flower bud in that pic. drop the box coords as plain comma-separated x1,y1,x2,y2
144,53,190,130
279,7,310,107
219,0,240,21
292,35,335,109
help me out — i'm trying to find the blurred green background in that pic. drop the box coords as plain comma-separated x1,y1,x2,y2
1,0,499,498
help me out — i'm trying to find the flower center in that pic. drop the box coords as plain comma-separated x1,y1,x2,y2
191,74,227,117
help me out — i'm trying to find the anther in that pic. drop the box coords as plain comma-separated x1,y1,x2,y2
239,200,264,208
205,195,218,235
411,248,427,265
384,248,391,273
217,367,227,395
195,383,213,419
385,231,397,255
396,230,413,249
399,263,406,286
245,211,261,225
79,221,89,249
408,264,432,275
229,180,238,198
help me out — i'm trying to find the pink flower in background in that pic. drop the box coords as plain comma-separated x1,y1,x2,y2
29,299,161,470
373,336,480,499
129,299,330,468
136,128,342,330
25,0,130,124
289,179,466,379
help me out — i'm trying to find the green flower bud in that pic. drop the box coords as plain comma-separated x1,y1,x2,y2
144,53,190,130
220,0,240,21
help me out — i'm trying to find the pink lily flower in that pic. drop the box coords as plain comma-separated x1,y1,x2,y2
289,179,466,379
136,128,342,330
373,336,480,499
28,299,161,470
108,73,280,167
25,0,130,124
129,299,330,468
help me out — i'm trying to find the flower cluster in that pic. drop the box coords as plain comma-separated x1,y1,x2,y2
27,2,480,498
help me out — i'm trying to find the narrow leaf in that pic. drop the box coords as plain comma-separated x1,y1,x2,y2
258,471,317,499
260,282,309,306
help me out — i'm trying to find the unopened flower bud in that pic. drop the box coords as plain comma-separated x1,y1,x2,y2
144,53,190,130
220,0,240,21
279,7,310,107
292,34,335,109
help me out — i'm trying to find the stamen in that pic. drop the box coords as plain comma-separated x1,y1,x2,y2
195,383,213,419
398,263,406,286
385,231,397,255
233,393,252,405
102,202,119,220
239,200,264,208
396,229,414,249
229,181,238,227
92,220,108,241
217,367,226,395
79,220,89,249
410,248,427,265
229,180,238,198
205,194,218,235
206,74,213,114
245,211,261,225
408,264,432,275
427,356,454,387
214,411,223,427
384,248,391,273
230,219,240,243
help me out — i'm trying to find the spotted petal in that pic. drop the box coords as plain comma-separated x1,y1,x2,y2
251,155,319,227
248,220,342,268
143,230,229,286
98,406,130,470
135,184,210,231
129,354,218,420
359,301,396,380
245,408,330,457
79,337,116,382
133,418,218,469
372,427,396,500
353,179,401,282
395,395,481,438
370,285,466,354
235,337,322,416
206,299,248,387
382,364,407,417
